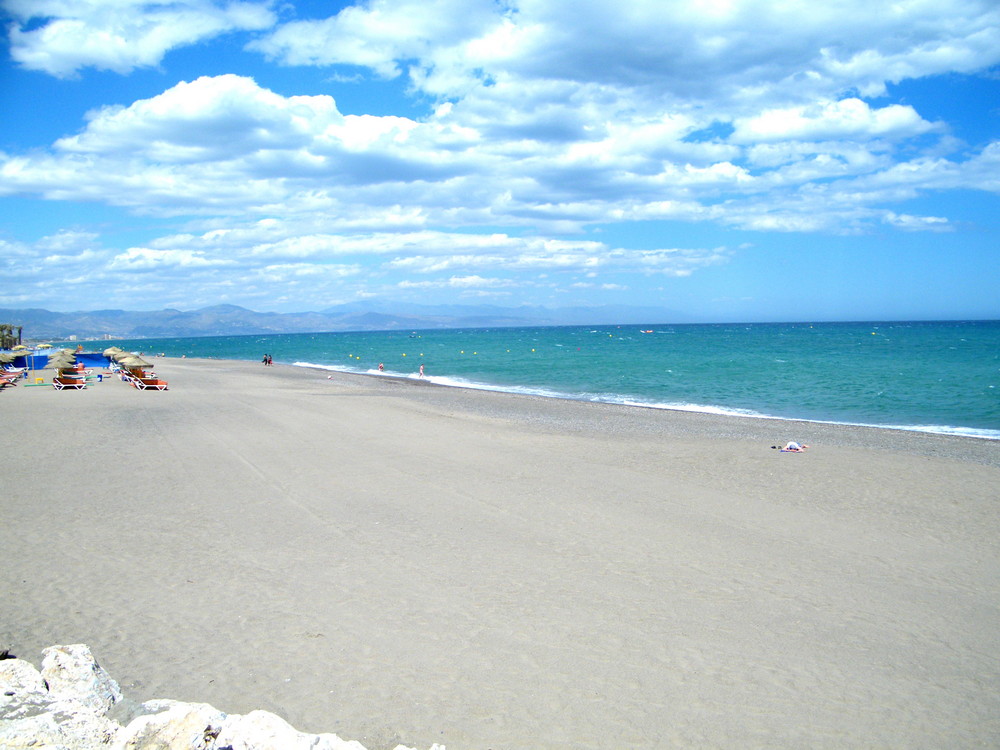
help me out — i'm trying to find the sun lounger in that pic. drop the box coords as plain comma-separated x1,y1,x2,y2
133,378,169,391
116,366,140,382
53,377,87,390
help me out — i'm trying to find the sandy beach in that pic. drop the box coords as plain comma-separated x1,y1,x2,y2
2,357,999,749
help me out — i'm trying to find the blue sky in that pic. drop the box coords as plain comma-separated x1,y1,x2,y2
0,0,998,322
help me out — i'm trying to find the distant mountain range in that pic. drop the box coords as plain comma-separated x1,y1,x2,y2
0,302,692,341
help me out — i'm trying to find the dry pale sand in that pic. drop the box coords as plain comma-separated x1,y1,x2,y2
2,357,999,749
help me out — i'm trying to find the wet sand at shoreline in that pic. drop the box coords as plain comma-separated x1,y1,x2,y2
2,357,999,749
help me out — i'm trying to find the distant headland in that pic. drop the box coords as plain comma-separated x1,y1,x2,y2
0,302,691,340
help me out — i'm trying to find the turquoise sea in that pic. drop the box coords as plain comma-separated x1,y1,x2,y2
86,320,1000,439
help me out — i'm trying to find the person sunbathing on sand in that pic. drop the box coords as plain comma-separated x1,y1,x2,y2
771,442,808,452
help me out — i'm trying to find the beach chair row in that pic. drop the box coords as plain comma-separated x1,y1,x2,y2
49,362,94,390
46,361,168,391
110,362,169,390
2,350,170,391
3,365,30,390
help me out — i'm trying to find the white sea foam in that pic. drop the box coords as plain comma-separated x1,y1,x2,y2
877,424,1000,440
294,361,1000,441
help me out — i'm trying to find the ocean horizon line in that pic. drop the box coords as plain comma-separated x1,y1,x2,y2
30,315,1000,347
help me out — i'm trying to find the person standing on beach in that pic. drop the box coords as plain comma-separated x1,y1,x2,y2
419,364,425,377
262,354,268,365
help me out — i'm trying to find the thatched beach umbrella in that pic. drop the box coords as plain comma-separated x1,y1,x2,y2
103,347,124,368
116,355,154,381
111,351,136,368
118,354,153,369
45,349,77,371
1,350,35,379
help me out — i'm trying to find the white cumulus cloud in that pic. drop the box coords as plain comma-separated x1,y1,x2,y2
2,0,998,312
731,99,938,143
5,0,276,77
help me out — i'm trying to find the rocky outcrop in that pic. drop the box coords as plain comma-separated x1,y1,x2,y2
0,645,443,750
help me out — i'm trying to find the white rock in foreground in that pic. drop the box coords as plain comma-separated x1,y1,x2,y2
0,644,443,750
42,644,123,714
113,699,370,750
1,644,121,749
